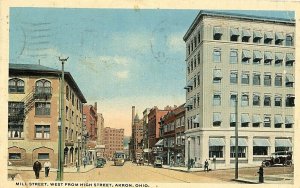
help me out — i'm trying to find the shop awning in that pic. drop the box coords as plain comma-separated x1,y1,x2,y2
241,114,250,123
209,138,225,146
230,114,236,123
184,80,194,89
213,27,222,35
242,30,251,37
286,53,295,62
286,74,294,83
275,32,284,41
253,51,263,60
213,113,222,122
253,138,271,146
230,138,248,146
275,139,292,147
213,69,222,79
242,50,251,59
264,32,273,40
274,115,283,124
155,139,164,146
285,116,294,124
252,115,262,123
264,52,273,60
193,115,200,124
230,28,239,36
275,53,284,61
253,31,263,38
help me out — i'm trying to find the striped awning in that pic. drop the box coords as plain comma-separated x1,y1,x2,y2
286,53,295,62
209,138,225,146
241,114,250,123
253,138,271,146
275,32,284,41
264,32,273,39
242,50,251,59
213,113,222,122
274,115,283,124
230,28,239,36
230,138,248,146
264,52,273,60
285,116,294,124
286,74,294,83
253,31,263,38
252,115,262,123
242,30,251,37
275,139,292,147
253,51,263,60
213,27,222,35
275,53,284,61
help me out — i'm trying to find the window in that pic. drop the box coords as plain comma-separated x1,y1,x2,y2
230,28,239,41
253,94,260,106
242,50,251,64
253,73,261,85
286,94,295,107
264,74,271,86
253,31,263,43
241,72,249,84
191,59,193,71
194,76,197,87
72,93,75,106
274,96,282,107
230,71,238,84
197,53,200,65
274,115,283,128
285,74,294,87
252,114,261,127
286,34,293,46
253,146,268,155
230,113,236,127
264,52,273,65
36,79,51,95
275,74,282,86
264,95,271,106
197,93,200,107
213,112,221,126
286,53,295,66
264,32,273,44
66,106,68,120
8,123,24,139
35,125,50,139
213,93,221,106
209,146,223,158
230,146,246,158
275,53,283,66
241,113,250,127
197,73,200,86
275,32,284,45
9,78,25,93
285,116,293,128
241,94,249,106
187,64,190,74
213,27,222,40
213,69,222,83
66,86,69,100
198,31,201,44
38,153,49,160
242,30,251,42
188,45,190,55
230,94,237,106
35,102,50,116
8,102,25,119
213,50,221,62
264,115,271,127
230,50,238,64
194,57,197,69
9,153,21,160
253,51,262,64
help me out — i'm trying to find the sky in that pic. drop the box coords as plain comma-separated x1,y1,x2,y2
9,8,294,136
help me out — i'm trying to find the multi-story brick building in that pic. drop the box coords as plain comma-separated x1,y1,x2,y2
8,64,86,168
142,108,151,162
183,10,294,167
83,102,98,141
103,127,124,159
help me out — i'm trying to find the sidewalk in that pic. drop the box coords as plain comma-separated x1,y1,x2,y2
8,164,95,173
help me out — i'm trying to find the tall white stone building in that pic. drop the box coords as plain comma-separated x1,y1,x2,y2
183,11,295,167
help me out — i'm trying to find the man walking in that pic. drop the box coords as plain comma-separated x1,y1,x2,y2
204,159,209,172
44,160,51,177
33,160,42,179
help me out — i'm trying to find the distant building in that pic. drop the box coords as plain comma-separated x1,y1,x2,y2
132,114,143,161
103,127,124,159
183,10,294,167
97,113,104,145
142,108,151,162
83,102,98,141
8,64,86,168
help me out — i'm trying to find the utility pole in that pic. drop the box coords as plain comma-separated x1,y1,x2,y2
235,95,238,180
57,57,68,181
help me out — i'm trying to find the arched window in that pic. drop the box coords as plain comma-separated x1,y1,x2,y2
9,78,25,93
35,79,52,97
66,86,69,100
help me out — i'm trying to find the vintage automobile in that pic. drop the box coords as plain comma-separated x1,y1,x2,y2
95,158,106,168
153,156,163,168
262,151,292,167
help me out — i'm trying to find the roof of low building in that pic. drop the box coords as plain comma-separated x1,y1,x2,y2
9,63,87,103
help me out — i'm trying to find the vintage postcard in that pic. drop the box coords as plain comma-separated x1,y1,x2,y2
0,0,299,188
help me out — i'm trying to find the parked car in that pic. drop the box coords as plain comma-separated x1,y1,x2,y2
262,151,292,167
154,156,163,168
95,158,106,168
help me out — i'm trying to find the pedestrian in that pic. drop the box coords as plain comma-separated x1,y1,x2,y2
204,159,209,172
76,159,80,172
190,159,194,168
44,160,51,177
83,157,87,168
33,160,42,179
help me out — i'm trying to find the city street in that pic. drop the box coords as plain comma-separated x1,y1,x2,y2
8,161,293,184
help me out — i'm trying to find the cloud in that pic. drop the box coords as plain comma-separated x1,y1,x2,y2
166,33,185,53
114,70,129,79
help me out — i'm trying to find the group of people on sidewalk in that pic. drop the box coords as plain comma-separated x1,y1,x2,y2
32,160,51,179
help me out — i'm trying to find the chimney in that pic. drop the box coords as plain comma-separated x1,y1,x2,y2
132,106,135,126
94,102,97,111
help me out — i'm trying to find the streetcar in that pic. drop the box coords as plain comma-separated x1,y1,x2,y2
113,151,126,166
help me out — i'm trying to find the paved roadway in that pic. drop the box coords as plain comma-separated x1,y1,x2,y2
11,161,226,183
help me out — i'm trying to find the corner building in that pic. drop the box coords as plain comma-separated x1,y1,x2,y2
183,11,295,167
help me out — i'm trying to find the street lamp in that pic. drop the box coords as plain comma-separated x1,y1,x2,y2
187,137,191,171
56,118,62,181
235,95,239,180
